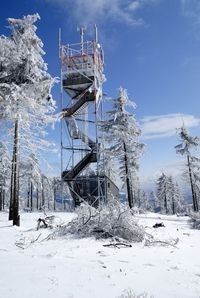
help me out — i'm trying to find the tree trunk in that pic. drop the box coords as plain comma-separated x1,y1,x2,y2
64,196,66,210
172,195,175,215
164,193,167,214
0,188,2,211
2,189,5,210
42,175,45,207
187,155,199,212
27,178,30,208
9,153,15,220
12,119,20,226
30,181,33,211
39,188,42,210
123,142,133,208
47,187,50,210
36,183,39,210
54,187,56,211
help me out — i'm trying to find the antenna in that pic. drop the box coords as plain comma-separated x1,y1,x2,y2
94,24,98,44
77,26,86,54
58,28,61,58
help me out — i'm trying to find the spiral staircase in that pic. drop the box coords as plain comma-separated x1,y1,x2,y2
61,40,104,206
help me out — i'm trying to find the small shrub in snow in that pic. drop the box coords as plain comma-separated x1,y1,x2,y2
189,211,200,229
60,199,144,242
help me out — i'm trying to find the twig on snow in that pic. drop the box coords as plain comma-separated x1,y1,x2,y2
103,242,132,248
15,233,42,249
144,237,179,248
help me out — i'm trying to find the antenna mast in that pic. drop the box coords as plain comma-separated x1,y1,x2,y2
78,26,86,55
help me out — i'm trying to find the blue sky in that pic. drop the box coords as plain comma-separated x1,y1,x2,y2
1,0,200,188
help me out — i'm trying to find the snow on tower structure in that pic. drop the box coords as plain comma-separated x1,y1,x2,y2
60,26,108,207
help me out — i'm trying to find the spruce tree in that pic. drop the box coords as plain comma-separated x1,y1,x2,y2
0,14,55,225
101,87,144,208
175,125,199,212
156,173,184,214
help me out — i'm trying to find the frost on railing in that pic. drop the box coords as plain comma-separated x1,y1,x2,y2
64,41,94,56
61,41,104,75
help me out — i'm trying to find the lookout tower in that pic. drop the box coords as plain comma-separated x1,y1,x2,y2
60,27,114,206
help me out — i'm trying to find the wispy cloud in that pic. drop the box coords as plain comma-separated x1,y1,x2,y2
140,159,185,187
141,113,200,140
181,0,200,24
45,0,160,27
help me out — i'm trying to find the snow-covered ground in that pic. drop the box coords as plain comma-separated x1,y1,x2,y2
0,211,200,298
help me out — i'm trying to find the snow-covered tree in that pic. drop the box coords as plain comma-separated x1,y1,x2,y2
156,173,169,213
101,87,144,208
0,142,11,210
167,176,184,214
0,14,55,225
51,177,61,211
148,190,157,211
156,173,183,214
175,125,199,212
99,149,119,183
136,189,149,210
19,154,42,210
173,181,184,214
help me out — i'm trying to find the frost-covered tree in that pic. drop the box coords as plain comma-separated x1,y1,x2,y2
101,87,144,208
19,154,42,210
40,174,61,211
51,177,72,211
175,125,199,212
99,149,119,183
136,189,149,210
156,173,183,214
148,190,157,211
52,177,61,211
39,176,70,211
0,142,11,210
156,173,169,213
167,176,184,214
173,181,184,214
0,14,55,225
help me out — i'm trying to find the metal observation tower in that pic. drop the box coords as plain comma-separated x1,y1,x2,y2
60,27,115,207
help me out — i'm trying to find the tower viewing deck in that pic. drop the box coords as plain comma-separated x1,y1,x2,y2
60,27,118,207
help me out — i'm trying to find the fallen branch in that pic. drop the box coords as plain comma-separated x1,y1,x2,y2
145,237,179,248
37,218,48,230
37,216,64,230
92,228,114,239
52,200,145,243
15,243,25,250
103,242,132,248
40,233,55,242
15,233,42,249
144,231,154,239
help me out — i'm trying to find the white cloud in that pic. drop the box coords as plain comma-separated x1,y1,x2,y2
158,160,185,178
45,0,159,27
141,113,200,140
181,0,200,23
128,1,141,12
139,159,185,188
